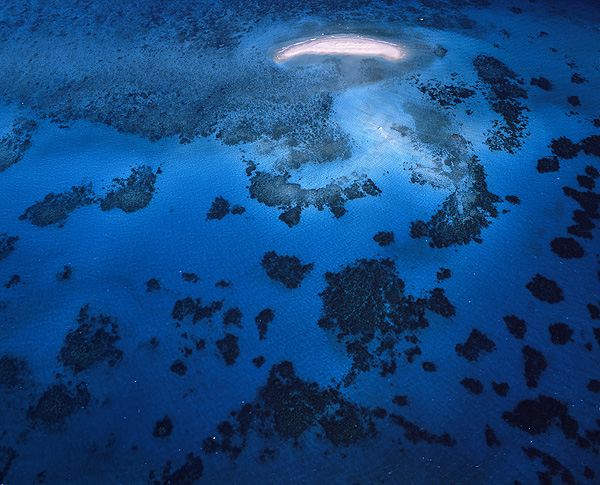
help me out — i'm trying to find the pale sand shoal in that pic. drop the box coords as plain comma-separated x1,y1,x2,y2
274,35,405,63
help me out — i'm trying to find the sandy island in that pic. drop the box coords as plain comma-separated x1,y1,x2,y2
274,35,406,63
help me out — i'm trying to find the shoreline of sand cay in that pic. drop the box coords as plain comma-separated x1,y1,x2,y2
274,35,406,63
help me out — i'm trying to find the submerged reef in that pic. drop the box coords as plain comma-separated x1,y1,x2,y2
261,251,314,289
19,184,94,227
318,258,454,382
0,354,30,389
100,165,158,213
58,304,123,374
202,361,378,459
473,54,528,153
27,382,90,432
248,171,380,226
0,117,37,172
0,234,18,262
410,159,501,247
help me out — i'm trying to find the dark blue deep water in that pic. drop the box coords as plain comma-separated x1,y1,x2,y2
0,0,599,483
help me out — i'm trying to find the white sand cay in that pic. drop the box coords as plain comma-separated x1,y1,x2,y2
274,35,406,63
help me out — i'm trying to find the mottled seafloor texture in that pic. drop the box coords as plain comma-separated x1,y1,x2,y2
0,0,599,483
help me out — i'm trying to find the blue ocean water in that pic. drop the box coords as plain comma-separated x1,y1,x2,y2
0,0,599,483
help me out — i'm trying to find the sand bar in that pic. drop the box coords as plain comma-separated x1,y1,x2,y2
275,35,405,63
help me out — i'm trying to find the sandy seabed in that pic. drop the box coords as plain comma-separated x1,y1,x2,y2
274,34,406,62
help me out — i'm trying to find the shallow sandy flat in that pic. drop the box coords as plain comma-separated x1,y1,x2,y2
274,35,405,62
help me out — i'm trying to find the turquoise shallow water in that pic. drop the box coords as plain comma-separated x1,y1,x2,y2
0,0,599,483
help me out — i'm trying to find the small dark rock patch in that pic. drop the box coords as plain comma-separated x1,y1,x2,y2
436,268,452,281
504,315,527,339
485,425,501,446
216,333,240,366
523,345,547,388
492,381,509,397
0,117,38,172
171,297,223,324
223,307,243,327
19,184,94,227
182,272,199,283
505,195,520,204
567,95,581,107
455,328,496,361
58,304,123,373
587,379,600,393
530,77,552,91
255,309,275,340
536,156,559,173
461,377,483,394
100,165,158,213
170,359,187,376
0,234,18,262
548,323,573,344
4,274,21,288
261,251,314,289
146,278,160,292
580,134,600,157
502,395,578,439
393,395,409,407
571,73,587,84
373,231,395,247
57,265,73,281
252,356,265,368
0,354,30,389
206,196,230,220
550,237,584,259
522,446,575,484
27,382,90,431
150,453,203,484
153,416,173,438
422,361,437,372
390,414,456,446
526,274,564,303
550,137,580,160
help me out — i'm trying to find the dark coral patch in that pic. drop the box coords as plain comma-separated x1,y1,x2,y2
318,258,452,381
0,234,18,262
436,268,452,281
492,382,509,397
460,377,483,395
455,328,496,361
390,414,456,446
567,95,581,107
485,425,501,446
261,251,314,289
504,315,527,339
19,184,94,227
373,231,395,247
526,274,564,303
505,195,520,204
153,416,173,438
27,382,90,431
171,297,223,324
522,446,576,485
216,333,240,366
550,237,584,259
150,452,203,484
100,165,157,213
203,361,377,458
580,135,600,157
530,77,552,91
252,356,265,368
146,278,160,292
170,359,187,376
578,174,595,190
410,162,501,247
206,196,230,220
587,379,600,393
0,354,30,389
255,309,275,340
550,137,581,160
522,346,547,388
56,265,73,281
422,361,437,372
548,323,573,345
58,304,123,373
502,395,579,439
223,307,243,327
0,117,38,172
536,156,559,173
